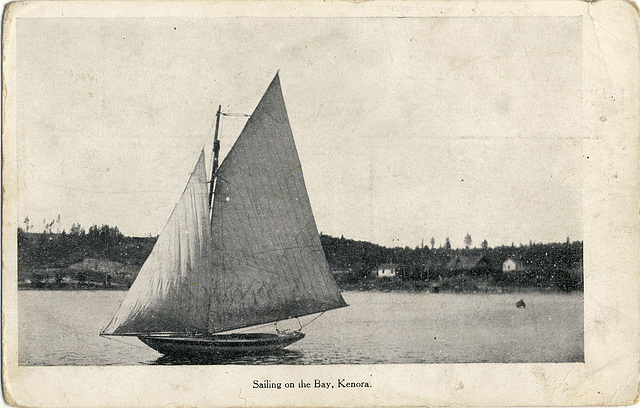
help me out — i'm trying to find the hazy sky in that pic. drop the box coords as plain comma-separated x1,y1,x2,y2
17,16,582,248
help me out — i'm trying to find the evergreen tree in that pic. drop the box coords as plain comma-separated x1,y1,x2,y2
464,234,472,249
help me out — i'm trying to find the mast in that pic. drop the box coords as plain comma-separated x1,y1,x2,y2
209,105,222,208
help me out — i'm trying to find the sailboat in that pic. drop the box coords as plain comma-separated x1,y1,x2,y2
101,73,348,356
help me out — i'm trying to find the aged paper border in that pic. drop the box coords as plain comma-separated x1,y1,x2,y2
2,1,639,407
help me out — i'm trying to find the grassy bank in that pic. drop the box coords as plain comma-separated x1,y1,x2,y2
339,277,582,294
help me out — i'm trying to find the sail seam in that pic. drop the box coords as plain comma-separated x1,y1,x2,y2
202,75,347,334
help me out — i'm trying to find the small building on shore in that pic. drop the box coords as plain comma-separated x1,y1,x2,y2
375,263,398,278
502,257,526,273
447,255,492,274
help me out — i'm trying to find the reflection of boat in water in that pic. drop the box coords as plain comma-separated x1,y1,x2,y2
150,347,304,366
101,73,347,357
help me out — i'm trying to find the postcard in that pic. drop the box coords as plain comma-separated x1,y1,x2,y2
2,0,639,406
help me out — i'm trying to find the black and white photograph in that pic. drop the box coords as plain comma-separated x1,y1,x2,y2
3,1,638,406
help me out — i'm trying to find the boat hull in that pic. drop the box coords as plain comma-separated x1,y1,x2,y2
138,332,305,357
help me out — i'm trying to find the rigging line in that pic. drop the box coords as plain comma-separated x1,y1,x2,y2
300,311,325,329
100,334,151,352
221,112,251,117
211,173,231,186
236,321,278,333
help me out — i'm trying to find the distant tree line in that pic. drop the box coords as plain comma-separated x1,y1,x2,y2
17,219,583,292
320,234,583,292
18,223,155,269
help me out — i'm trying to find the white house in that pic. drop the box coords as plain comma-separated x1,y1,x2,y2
376,263,398,278
502,257,524,273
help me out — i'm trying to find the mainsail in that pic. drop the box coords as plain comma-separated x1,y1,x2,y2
103,73,346,336
207,73,347,333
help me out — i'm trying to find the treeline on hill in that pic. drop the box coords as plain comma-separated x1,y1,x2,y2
17,224,583,292
18,225,155,268
18,225,156,289
320,234,583,292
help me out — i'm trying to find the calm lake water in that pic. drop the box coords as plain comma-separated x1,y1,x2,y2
18,290,583,365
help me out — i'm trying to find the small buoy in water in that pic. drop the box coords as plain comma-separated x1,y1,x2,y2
516,299,526,308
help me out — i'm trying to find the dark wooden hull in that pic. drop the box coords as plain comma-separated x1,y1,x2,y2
138,332,305,357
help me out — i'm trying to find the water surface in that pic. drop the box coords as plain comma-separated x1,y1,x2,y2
19,290,583,365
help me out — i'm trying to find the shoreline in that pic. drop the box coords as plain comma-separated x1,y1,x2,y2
18,282,583,294
18,284,130,291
